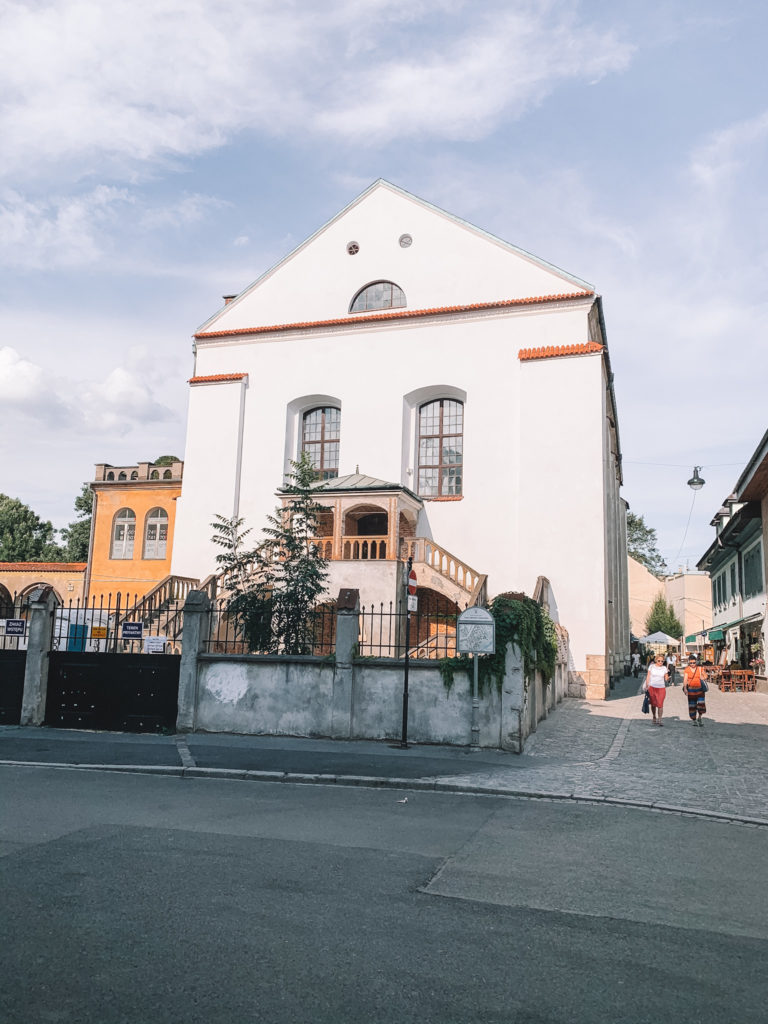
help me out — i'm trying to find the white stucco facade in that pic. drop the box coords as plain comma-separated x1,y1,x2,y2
172,180,629,697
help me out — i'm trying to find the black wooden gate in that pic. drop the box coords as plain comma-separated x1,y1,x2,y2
0,651,25,724
45,652,181,733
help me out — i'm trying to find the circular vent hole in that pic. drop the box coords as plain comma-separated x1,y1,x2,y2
347,241,360,255
399,234,413,248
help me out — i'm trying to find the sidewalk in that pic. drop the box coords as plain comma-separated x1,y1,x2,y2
2,677,768,825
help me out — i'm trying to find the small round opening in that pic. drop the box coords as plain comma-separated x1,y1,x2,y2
346,241,360,255
399,234,413,248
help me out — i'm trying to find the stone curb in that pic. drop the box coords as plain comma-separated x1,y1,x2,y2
3,757,768,828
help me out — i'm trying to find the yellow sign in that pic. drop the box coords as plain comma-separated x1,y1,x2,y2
91,626,108,639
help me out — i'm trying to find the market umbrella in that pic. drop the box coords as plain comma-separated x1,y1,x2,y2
638,630,680,645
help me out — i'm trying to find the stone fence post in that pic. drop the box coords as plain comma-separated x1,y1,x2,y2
331,588,359,738
20,586,58,726
176,590,211,733
499,641,525,753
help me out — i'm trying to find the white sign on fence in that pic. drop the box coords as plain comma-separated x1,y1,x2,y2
456,607,495,654
143,635,168,653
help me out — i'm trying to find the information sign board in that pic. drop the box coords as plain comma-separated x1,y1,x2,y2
91,625,108,640
144,635,167,653
5,619,25,636
456,607,495,654
407,594,418,613
122,621,143,640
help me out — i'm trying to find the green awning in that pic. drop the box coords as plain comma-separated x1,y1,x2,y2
708,628,725,641
685,634,699,643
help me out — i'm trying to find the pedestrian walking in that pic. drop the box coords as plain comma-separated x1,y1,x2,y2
666,652,677,685
643,654,669,726
682,654,707,727
631,651,641,677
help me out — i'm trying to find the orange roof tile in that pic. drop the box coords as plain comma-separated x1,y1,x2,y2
195,291,594,339
0,562,87,572
188,373,248,384
518,342,604,361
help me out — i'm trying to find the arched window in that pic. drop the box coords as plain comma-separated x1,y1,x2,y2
118,472,127,481
130,471,138,480
417,399,463,497
143,507,169,559
163,469,172,479
110,508,136,559
106,471,114,481
150,470,160,480
350,281,406,313
302,407,340,480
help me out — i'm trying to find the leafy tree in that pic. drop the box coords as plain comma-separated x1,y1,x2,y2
212,452,329,654
645,594,683,638
627,511,666,575
153,454,181,466
211,514,271,651
0,494,63,562
59,484,93,562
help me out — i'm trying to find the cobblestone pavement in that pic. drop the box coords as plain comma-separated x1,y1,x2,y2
433,677,768,823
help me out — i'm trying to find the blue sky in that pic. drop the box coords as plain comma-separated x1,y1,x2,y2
1,0,766,572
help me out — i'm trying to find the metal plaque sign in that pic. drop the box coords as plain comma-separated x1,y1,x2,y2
122,621,143,640
407,594,418,612
5,619,25,636
456,607,495,654
91,625,108,639
144,635,167,653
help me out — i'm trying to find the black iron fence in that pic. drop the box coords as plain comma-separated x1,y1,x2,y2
204,599,336,656
359,601,458,659
50,594,184,654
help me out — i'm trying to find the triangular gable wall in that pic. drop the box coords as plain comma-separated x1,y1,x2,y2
198,180,593,336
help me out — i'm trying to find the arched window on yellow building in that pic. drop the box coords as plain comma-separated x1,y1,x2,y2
110,508,136,559
143,507,169,559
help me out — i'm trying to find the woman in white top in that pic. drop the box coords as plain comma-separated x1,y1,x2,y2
644,654,669,726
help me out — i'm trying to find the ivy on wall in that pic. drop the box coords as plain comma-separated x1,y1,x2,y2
440,593,558,695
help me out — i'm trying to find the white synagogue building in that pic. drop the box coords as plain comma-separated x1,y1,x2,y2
171,180,630,699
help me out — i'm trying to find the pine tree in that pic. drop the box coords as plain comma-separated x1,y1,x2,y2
211,452,329,654
261,452,329,654
645,594,683,638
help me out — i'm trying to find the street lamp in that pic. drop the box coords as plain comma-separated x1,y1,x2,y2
687,466,705,490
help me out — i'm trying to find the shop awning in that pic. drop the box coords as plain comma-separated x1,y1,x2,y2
708,628,725,641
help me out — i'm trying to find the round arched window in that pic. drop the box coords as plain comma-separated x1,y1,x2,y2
143,507,169,559
111,508,136,559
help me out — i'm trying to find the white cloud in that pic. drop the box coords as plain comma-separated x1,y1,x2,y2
0,186,130,268
0,0,633,184
689,109,768,191
0,345,175,433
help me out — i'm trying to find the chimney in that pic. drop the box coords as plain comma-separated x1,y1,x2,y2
223,295,236,305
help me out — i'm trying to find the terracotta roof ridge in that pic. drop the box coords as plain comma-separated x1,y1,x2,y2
194,291,594,339
0,562,87,571
188,372,248,383
518,341,604,361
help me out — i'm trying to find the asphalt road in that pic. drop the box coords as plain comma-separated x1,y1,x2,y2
2,767,767,1024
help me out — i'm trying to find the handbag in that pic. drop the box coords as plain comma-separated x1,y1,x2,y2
641,691,650,714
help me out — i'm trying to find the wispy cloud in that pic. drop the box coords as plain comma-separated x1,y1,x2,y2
0,0,633,185
0,346,175,433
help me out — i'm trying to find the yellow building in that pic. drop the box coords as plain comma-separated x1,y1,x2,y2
0,562,86,613
86,460,184,604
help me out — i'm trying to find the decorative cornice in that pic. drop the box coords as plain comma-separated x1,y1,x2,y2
518,342,604,361
194,292,594,340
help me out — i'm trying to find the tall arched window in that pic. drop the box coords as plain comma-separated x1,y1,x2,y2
143,507,169,559
111,508,136,559
417,399,463,497
350,281,406,313
302,407,340,480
